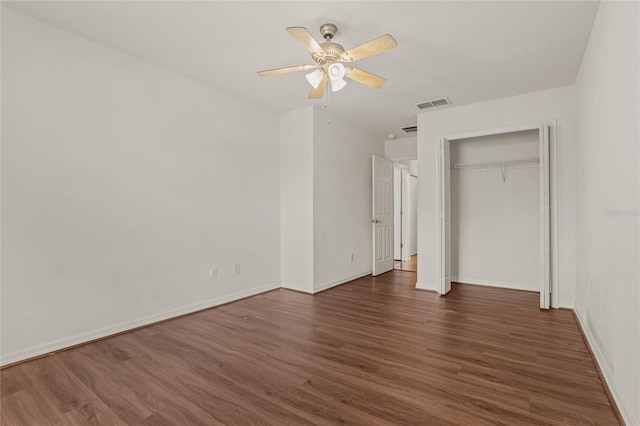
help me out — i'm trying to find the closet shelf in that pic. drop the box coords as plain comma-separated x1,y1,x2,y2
453,157,539,170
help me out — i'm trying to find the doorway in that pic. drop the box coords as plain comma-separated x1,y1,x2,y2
393,160,418,272
450,130,540,292
437,122,554,309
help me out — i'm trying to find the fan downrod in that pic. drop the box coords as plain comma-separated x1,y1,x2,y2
319,23,338,40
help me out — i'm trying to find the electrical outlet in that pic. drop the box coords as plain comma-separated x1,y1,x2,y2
209,267,217,280
233,263,240,275
350,253,354,262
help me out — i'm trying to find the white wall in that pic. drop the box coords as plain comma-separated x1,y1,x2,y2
451,130,539,291
279,106,383,294
313,109,384,292
280,107,314,293
1,8,281,364
385,136,417,160
417,85,576,308
573,2,639,424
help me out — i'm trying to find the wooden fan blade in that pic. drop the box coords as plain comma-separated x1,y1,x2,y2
257,64,314,77
286,27,324,55
342,34,397,62
345,67,387,89
308,77,327,99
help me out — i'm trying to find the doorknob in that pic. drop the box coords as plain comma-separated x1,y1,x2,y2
371,219,381,223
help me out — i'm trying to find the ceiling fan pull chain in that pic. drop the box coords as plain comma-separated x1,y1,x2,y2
325,80,331,124
324,76,328,109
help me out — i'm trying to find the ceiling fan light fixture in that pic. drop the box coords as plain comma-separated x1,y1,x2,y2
305,69,324,89
328,63,346,82
328,63,346,92
258,24,397,100
331,78,347,92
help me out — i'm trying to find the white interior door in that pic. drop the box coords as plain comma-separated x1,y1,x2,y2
539,125,551,309
372,155,394,276
440,139,452,294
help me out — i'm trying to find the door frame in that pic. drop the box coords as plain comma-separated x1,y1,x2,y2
393,163,411,262
407,174,418,257
436,120,558,308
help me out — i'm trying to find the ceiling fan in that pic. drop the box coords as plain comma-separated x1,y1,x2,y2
258,23,397,99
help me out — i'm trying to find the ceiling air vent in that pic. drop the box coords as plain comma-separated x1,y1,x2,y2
401,125,418,133
416,97,451,110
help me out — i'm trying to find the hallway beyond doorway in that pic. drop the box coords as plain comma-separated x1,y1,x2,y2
394,254,417,272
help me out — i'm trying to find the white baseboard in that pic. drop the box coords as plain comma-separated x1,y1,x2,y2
415,282,438,292
0,282,280,367
313,271,372,293
574,309,635,426
452,276,538,292
280,282,313,294
558,299,575,309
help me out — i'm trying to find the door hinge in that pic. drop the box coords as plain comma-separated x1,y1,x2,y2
400,243,404,248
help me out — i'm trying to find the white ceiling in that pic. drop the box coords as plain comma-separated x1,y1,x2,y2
5,1,600,140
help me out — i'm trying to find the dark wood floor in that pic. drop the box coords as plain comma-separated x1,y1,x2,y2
1,271,619,425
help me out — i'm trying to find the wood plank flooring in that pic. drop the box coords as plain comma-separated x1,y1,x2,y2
1,271,619,425
394,255,417,272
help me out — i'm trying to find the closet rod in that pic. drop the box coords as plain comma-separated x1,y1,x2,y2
453,157,539,170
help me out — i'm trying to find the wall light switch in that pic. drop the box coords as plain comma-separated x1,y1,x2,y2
209,268,217,280
233,263,240,275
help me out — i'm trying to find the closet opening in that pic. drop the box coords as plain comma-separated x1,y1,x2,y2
437,122,555,309
451,130,539,293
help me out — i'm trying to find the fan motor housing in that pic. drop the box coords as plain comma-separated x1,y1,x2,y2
313,41,345,64
311,23,344,65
